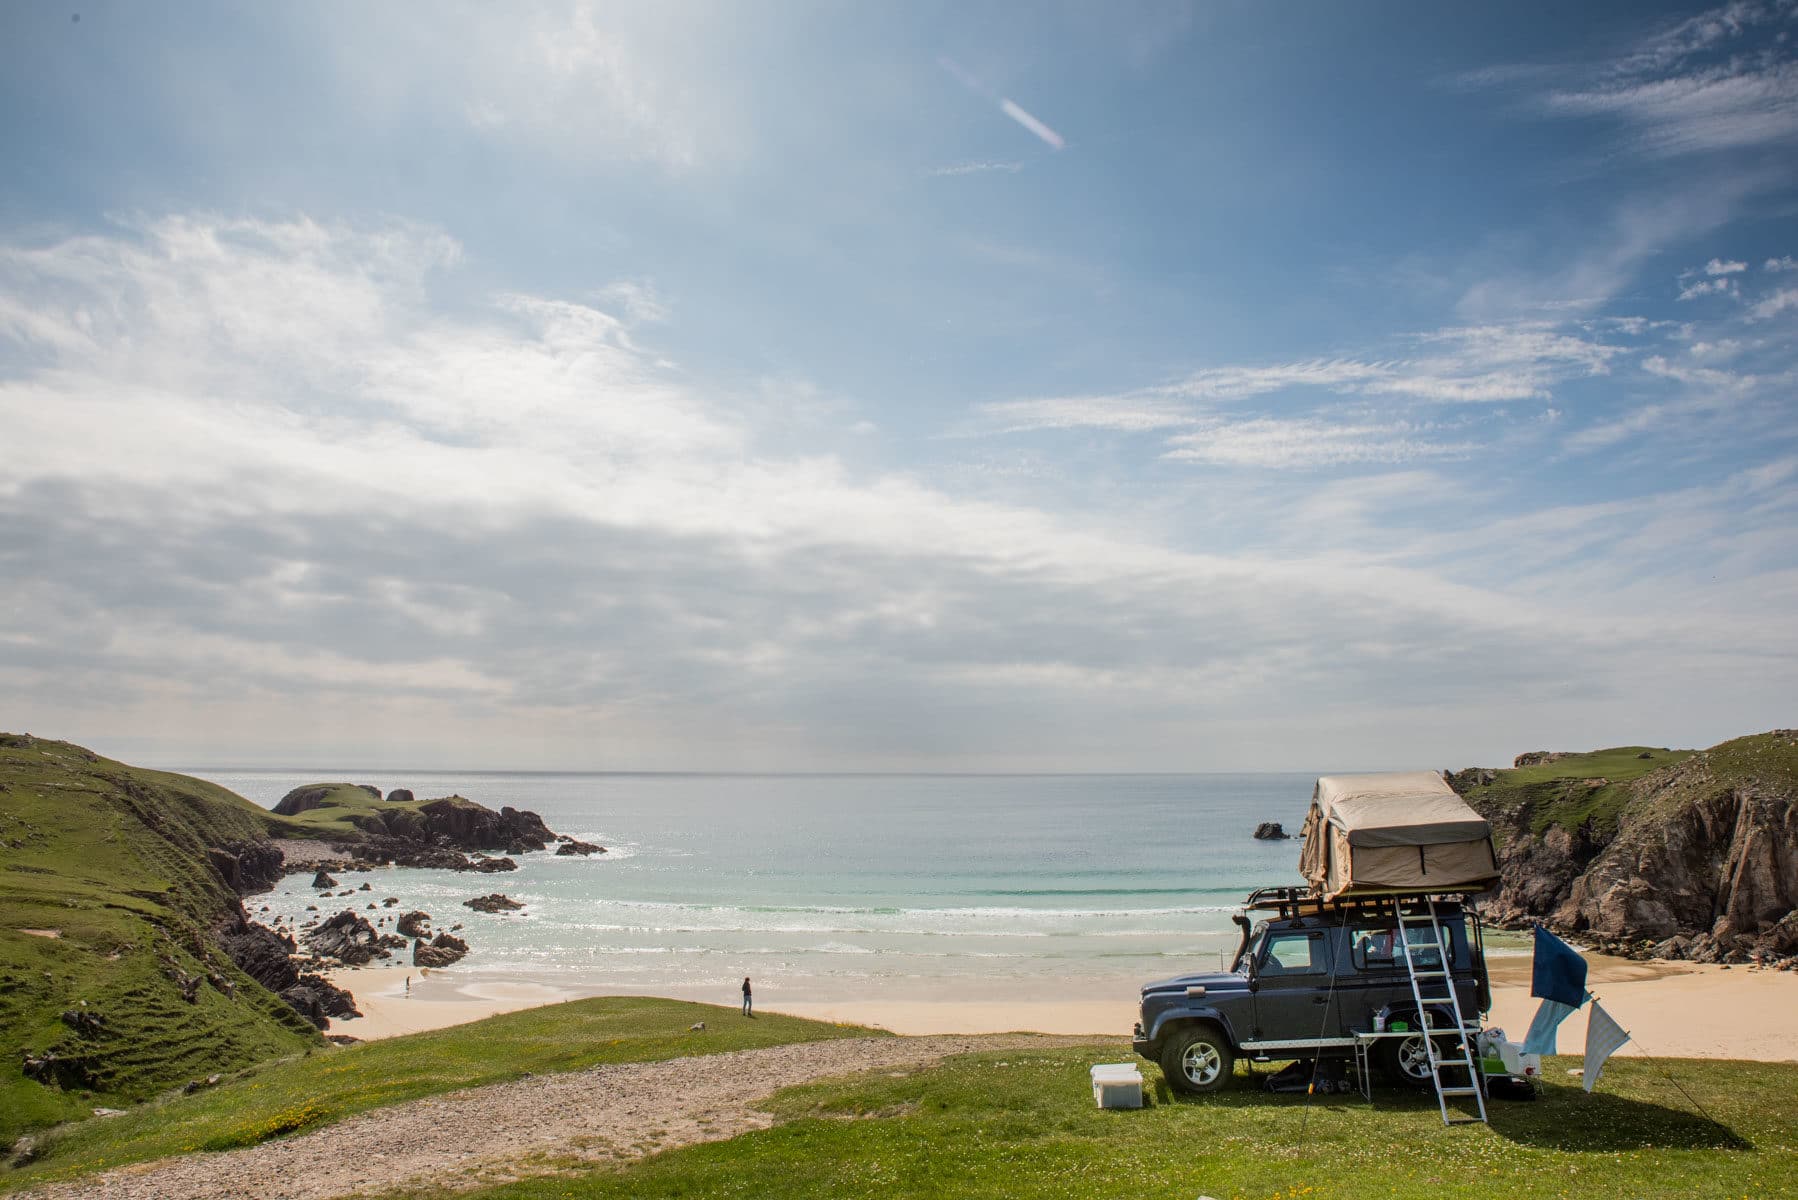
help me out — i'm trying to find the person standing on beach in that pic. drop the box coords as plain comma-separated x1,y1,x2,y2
741,976,753,1017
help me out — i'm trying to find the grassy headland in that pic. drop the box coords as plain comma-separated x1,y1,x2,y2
267,782,489,841
3,996,873,1190
1452,745,1696,839
418,1046,1798,1200
0,735,318,1141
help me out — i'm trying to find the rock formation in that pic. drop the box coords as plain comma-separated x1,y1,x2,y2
386,788,415,804
1454,731,1798,964
1251,822,1289,840
301,910,391,966
468,856,518,873
413,932,469,967
312,870,338,889
556,838,605,856
396,910,433,937
464,893,524,912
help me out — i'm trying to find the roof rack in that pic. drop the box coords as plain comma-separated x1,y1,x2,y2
1243,886,1477,922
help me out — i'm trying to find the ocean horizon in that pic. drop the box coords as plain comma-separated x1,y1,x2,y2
203,769,1323,1009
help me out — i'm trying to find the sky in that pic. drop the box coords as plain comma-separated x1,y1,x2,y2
0,1,1794,772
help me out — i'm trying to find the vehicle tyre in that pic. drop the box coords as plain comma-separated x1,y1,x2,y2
1160,1025,1235,1095
1378,1031,1464,1090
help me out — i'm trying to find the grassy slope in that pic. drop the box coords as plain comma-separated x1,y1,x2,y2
269,782,485,840
430,1046,1798,1200
2,997,876,1190
0,735,317,1142
1454,746,1696,841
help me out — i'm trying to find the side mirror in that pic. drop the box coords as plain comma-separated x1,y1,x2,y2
1245,953,1260,993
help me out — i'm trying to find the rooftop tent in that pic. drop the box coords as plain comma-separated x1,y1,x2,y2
1297,771,1499,900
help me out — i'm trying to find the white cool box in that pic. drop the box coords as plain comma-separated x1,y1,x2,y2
1477,1028,1542,1079
1090,1062,1145,1109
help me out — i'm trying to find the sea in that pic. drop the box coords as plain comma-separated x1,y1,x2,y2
199,771,1316,1008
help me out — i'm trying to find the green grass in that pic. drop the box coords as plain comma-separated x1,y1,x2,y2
2,996,876,1189
0,735,319,1142
1455,746,1696,840
413,1045,1798,1200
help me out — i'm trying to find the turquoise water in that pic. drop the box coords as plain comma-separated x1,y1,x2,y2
203,771,1313,1004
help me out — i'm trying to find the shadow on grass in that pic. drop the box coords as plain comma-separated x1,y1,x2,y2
1486,1087,1751,1152
1147,1073,1749,1153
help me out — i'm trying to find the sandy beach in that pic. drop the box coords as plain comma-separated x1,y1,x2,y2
326,952,1798,1060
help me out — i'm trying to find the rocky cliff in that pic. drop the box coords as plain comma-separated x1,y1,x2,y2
1450,731,1798,963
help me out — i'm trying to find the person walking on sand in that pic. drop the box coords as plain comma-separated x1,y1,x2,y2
741,976,753,1017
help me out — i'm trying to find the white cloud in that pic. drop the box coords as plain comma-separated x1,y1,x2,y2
1705,256,1750,274
3,214,1794,769
969,396,1199,434
1162,416,1476,468
1470,2,1798,160
967,322,1622,442
1679,277,1738,299
1748,287,1798,320
930,160,1026,177
1766,255,1798,271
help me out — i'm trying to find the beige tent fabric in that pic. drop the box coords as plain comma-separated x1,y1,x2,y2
1301,770,1499,898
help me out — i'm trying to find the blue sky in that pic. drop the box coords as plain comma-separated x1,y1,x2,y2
1,1,1794,769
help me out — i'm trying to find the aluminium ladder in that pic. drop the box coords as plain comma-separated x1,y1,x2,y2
1393,896,1488,1126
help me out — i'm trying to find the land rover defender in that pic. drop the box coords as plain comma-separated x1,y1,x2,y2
1133,890,1492,1094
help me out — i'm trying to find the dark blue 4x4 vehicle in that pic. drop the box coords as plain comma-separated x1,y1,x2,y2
1134,890,1492,1094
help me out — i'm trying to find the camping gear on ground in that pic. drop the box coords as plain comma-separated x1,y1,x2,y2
1485,1074,1538,1101
1477,1028,1541,1080
1090,1062,1144,1109
1262,1058,1354,1095
1297,772,1500,900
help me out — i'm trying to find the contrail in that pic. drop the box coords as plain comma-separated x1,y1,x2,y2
938,55,1066,151
999,98,1065,150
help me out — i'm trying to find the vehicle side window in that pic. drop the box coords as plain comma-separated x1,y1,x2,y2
1259,931,1324,975
1352,924,1398,969
1352,923,1447,970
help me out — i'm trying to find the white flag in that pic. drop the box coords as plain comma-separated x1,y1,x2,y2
1583,1002,1630,1092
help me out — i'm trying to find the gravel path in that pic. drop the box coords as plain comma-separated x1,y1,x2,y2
20,1034,1094,1200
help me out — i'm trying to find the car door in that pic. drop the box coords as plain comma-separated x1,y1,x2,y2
1251,928,1337,1042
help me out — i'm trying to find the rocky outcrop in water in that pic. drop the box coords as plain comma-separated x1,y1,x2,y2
1454,731,1798,964
1251,822,1290,840
413,932,469,968
556,838,605,856
302,910,389,966
469,856,517,873
396,911,433,937
463,894,524,913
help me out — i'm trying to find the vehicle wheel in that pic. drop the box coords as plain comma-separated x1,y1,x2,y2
1378,1032,1464,1089
1160,1025,1235,1095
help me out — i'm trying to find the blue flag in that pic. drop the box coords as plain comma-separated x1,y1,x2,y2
1531,925,1588,1008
